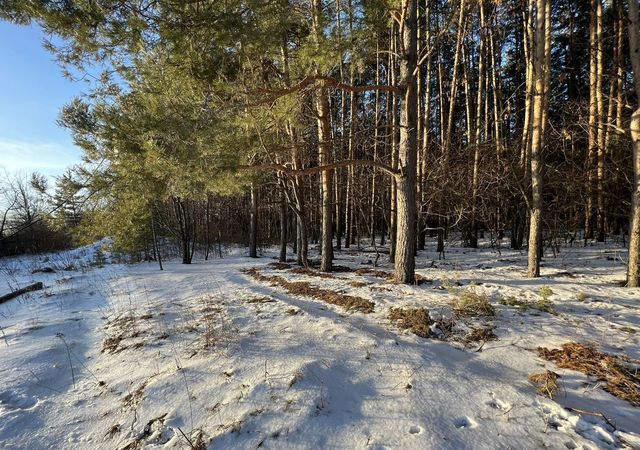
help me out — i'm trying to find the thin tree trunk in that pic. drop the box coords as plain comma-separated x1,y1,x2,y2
471,0,486,250
527,0,549,278
249,182,258,258
151,206,163,271
586,0,598,243
389,24,399,263
312,0,334,272
596,0,606,242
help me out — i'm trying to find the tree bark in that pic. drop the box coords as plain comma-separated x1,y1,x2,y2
527,0,549,278
312,0,334,272
626,0,640,287
393,0,418,284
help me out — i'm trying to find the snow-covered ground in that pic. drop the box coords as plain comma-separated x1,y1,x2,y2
0,241,639,449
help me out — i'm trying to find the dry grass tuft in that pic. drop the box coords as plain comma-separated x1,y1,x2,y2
453,288,495,316
122,381,148,410
537,342,640,406
243,268,374,313
464,326,497,345
529,370,561,398
388,307,433,337
102,334,125,354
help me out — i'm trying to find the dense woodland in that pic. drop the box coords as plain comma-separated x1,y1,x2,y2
1,0,639,286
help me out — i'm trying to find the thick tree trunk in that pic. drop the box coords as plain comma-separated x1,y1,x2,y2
626,0,640,287
628,109,640,287
393,0,418,284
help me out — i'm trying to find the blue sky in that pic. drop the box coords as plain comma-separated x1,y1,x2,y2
0,21,85,179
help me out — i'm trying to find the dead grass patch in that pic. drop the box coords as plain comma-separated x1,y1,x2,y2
388,307,433,338
354,268,392,279
453,288,495,316
122,381,148,410
537,342,640,406
290,267,336,279
332,265,354,273
463,326,497,345
529,370,561,398
246,296,276,304
268,262,291,270
349,281,369,288
243,268,374,313
102,334,125,354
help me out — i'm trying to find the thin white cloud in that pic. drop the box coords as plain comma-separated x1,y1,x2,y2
0,138,82,176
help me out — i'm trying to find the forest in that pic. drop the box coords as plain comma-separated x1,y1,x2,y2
0,0,638,285
0,1,640,449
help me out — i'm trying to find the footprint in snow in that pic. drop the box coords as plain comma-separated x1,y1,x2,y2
408,425,422,435
486,396,512,412
0,391,38,412
453,417,478,429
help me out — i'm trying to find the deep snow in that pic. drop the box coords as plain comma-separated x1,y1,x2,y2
0,240,639,449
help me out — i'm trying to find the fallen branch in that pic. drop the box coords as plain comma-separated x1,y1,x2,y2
0,282,44,304
565,407,617,431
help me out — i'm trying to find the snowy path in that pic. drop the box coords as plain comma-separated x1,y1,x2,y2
0,243,639,449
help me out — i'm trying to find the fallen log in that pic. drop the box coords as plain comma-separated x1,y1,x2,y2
0,282,44,304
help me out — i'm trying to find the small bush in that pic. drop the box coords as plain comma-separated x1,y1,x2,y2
499,295,529,311
534,298,555,314
539,285,554,301
453,288,495,316
92,248,106,267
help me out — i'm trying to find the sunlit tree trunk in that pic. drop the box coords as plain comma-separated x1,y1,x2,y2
312,0,334,272
527,0,550,278
626,0,640,287
393,0,418,284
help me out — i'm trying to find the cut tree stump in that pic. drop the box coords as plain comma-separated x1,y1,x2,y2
0,282,44,305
